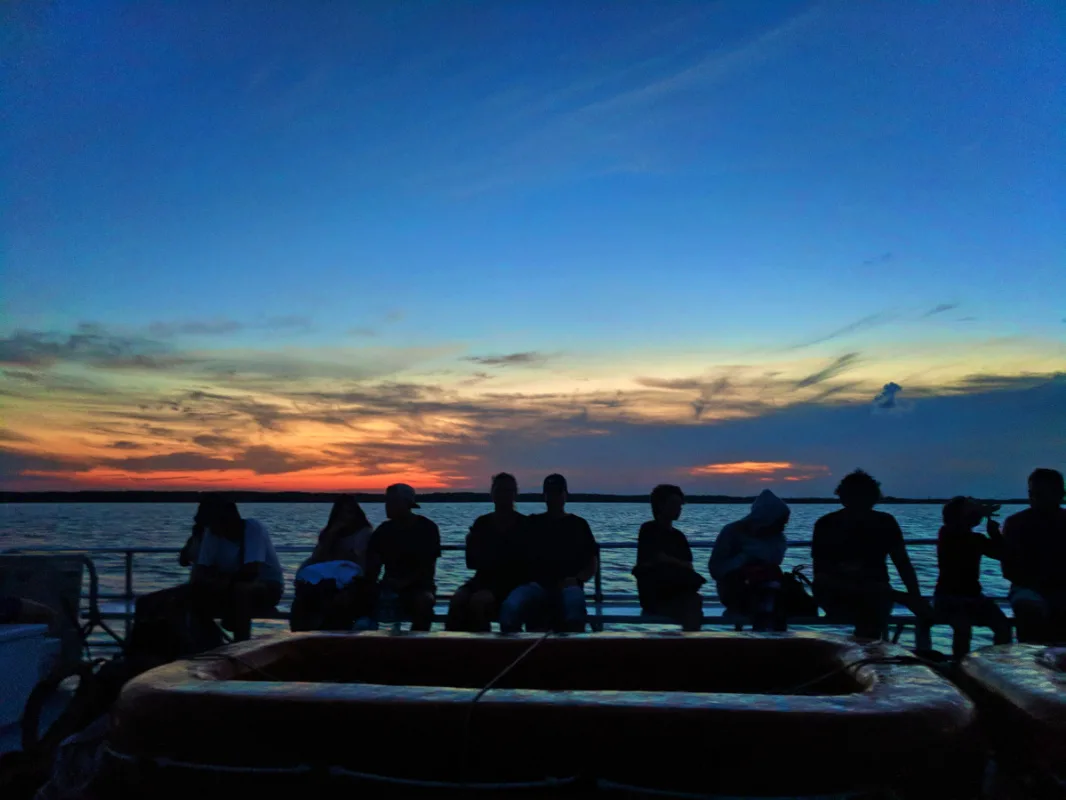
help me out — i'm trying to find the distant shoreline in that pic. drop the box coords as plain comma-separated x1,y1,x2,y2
0,490,1026,505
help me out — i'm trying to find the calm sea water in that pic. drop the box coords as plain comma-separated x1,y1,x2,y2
0,502,1024,651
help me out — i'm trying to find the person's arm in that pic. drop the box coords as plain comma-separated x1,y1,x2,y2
465,520,488,571
888,520,923,597
708,525,747,581
566,521,598,586
980,518,1004,561
635,524,688,569
0,597,55,626
364,528,383,582
999,516,1023,584
179,531,203,567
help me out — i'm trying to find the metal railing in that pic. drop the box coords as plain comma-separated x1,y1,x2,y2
7,538,1003,640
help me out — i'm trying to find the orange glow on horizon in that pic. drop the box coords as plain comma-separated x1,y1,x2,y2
21,466,468,492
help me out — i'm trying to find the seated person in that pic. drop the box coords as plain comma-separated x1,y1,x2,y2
447,473,527,632
632,484,704,631
812,470,934,650
178,504,207,567
189,496,284,642
934,496,1012,658
1002,468,1066,643
291,497,376,632
365,483,440,632
0,596,56,626
499,474,598,634
709,490,789,632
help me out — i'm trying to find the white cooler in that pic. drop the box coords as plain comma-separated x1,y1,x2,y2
0,623,57,728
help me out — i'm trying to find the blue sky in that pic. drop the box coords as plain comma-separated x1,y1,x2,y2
1,1,1063,495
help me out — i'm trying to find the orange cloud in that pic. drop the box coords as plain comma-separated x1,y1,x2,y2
690,461,796,475
689,461,831,482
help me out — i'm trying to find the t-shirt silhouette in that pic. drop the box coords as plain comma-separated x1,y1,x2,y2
812,509,904,587
523,512,598,586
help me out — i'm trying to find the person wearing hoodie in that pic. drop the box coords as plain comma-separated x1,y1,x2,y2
709,490,790,631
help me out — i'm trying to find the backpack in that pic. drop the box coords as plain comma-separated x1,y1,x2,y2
779,565,819,617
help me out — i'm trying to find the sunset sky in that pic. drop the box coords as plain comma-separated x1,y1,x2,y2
2,1,1064,497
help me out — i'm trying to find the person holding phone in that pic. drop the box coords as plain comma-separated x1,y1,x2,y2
934,496,1012,658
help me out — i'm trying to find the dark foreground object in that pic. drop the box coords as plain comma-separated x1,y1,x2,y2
104,631,979,798
960,644,1066,796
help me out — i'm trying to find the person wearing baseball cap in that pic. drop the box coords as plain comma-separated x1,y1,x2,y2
498,473,599,633
365,483,441,631
934,496,1011,658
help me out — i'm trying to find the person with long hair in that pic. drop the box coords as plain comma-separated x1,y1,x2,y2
188,495,284,641
446,473,527,632
307,496,373,567
290,497,375,632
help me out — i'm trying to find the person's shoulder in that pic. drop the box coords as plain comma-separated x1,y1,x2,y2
1004,508,1032,526
814,509,845,526
416,515,440,532
244,518,268,535
637,520,657,537
472,512,495,527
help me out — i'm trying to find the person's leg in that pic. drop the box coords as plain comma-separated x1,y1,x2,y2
498,583,546,633
467,590,497,633
662,592,703,632
445,586,472,632
973,596,1012,647
893,590,934,651
403,589,436,632
558,585,588,633
1010,588,1050,644
230,581,282,642
853,586,892,641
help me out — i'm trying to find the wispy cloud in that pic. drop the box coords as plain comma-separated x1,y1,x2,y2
795,353,861,389
923,303,959,317
463,352,550,368
861,252,894,267
147,316,311,338
787,314,894,350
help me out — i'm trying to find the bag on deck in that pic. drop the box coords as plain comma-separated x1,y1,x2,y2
779,565,819,617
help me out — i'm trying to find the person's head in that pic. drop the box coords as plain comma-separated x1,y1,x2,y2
746,489,791,537
195,495,243,540
1028,468,1065,513
543,473,568,513
650,484,684,523
835,469,882,511
384,483,419,520
325,495,370,533
490,472,518,509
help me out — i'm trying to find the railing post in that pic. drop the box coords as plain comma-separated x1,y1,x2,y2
592,559,604,633
124,550,135,639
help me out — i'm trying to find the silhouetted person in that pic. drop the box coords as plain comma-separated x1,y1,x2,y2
631,485,704,631
1002,468,1066,643
710,490,790,632
499,474,598,633
178,504,207,567
812,470,934,650
447,473,527,632
934,496,1011,658
365,483,440,631
189,496,284,642
291,497,376,632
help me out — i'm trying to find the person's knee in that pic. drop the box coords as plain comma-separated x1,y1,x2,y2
411,591,435,613
561,586,587,617
469,590,495,615
448,588,471,615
